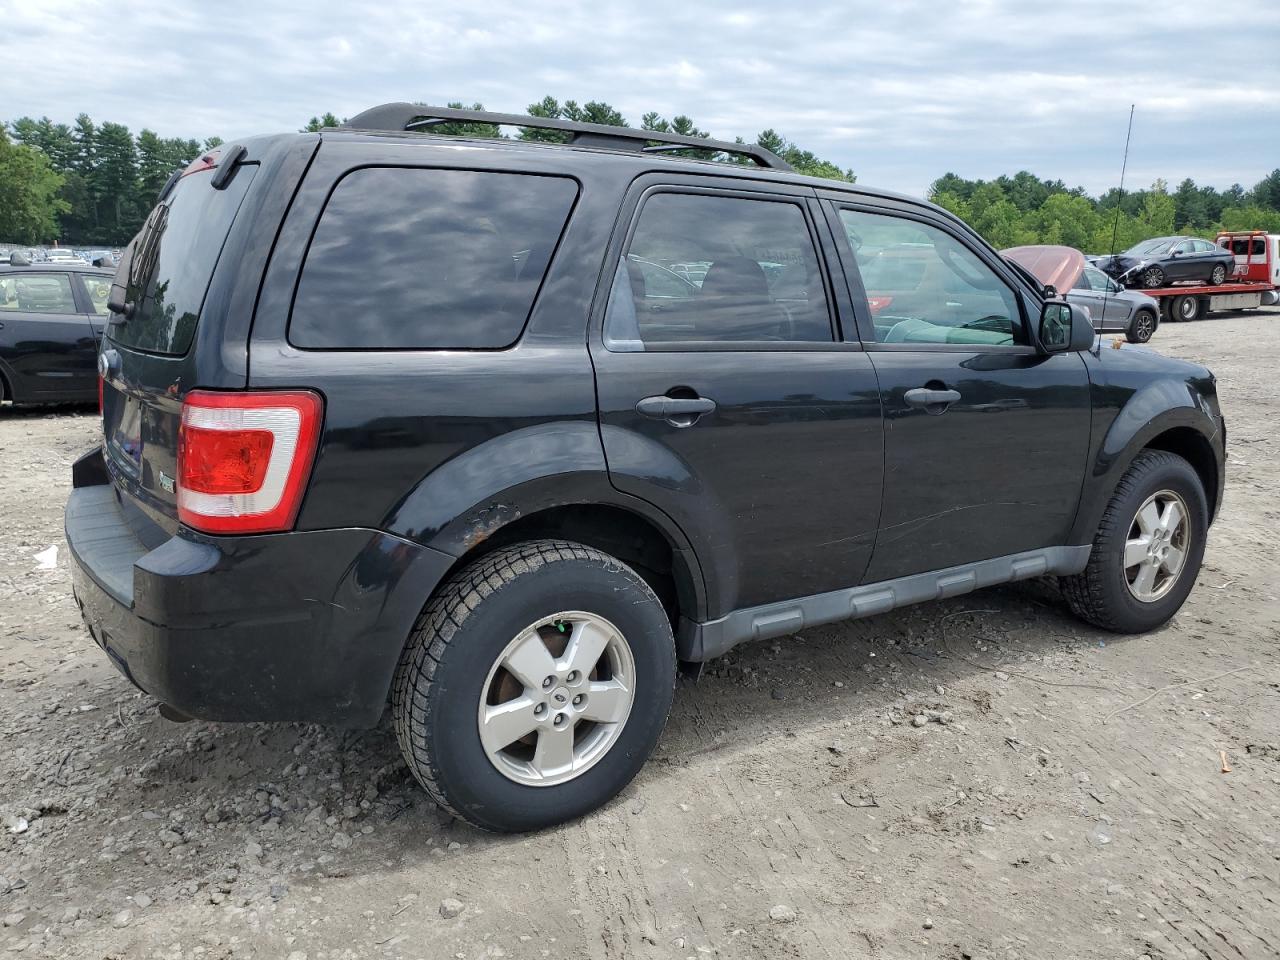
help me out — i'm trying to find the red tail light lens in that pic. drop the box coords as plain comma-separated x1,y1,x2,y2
97,374,104,414
177,390,323,534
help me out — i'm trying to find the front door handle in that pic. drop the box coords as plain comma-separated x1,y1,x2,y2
636,394,717,427
904,386,961,414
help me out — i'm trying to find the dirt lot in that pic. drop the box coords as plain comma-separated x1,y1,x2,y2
2,312,1278,960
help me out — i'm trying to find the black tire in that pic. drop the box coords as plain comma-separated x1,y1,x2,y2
1210,264,1227,286
1140,265,1166,288
1126,309,1157,344
391,540,676,832
1060,451,1207,633
1170,294,1202,322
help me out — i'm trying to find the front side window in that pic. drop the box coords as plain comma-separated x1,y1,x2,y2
839,210,1022,346
292,168,578,350
603,192,832,350
0,273,76,314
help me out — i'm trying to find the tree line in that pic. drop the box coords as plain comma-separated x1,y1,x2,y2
3,97,1279,255
928,169,1280,252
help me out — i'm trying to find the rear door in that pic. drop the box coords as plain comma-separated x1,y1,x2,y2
0,271,97,399
823,198,1091,583
591,177,884,615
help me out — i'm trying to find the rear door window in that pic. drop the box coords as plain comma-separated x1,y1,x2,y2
290,168,578,350
0,273,77,314
111,166,258,355
603,191,832,350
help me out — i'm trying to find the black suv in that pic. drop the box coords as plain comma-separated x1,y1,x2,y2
66,104,1225,832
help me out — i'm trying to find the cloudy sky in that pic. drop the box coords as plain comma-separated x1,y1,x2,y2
4,0,1277,197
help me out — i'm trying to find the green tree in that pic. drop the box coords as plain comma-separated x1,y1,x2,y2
1172,177,1208,230
302,112,342,132
0,126,69,243
1249,168,1280,210
1135,179,1175,238
92,121,140,243
1030,193,1101,250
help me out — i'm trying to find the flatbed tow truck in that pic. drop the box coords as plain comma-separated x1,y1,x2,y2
1133,231,1280,322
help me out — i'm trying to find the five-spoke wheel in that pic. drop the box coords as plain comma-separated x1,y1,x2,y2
1123,490,1189,602
392,541,676,832
478,612,635,786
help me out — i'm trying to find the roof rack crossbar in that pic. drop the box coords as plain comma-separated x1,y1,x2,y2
343,102,793,171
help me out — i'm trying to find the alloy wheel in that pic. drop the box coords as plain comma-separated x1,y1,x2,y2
1141,267,1164,288
1134,313,1155,342
477,611,635,787
1211,265,1226,285
1123,489,1191,603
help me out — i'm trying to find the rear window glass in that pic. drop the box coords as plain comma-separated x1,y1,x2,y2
112,166,257,355
290,168,578,350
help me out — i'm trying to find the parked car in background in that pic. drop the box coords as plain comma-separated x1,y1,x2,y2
43,248,79,264
1007,245,1160,343
66,105,1225,833
1068,264,1160,342
1096,236,1236,289
0,257,111,404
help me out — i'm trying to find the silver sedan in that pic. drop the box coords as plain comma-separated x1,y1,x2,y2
1067,264,1161,343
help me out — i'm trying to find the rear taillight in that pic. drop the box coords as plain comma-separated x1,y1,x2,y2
177,390,323,535
97,374,104,415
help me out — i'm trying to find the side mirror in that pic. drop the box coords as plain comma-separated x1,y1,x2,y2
1039,301,1095,353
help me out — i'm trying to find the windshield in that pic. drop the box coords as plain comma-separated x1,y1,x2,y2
1126,237,1175,256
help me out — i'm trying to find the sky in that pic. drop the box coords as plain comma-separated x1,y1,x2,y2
3,0,1277,198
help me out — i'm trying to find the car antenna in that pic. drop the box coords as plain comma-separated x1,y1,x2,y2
1100,104,1135,336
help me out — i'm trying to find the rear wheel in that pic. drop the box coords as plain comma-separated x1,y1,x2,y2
1126,309,1157,343
1140,265,1166,288
1060,451,1207,633
1170,294,1202,322
391,540,677,832
1210,264,1227,286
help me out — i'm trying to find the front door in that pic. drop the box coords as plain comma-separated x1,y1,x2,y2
591,182,884,616
825,201,1092,583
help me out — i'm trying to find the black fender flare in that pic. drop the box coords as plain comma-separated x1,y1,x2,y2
383,421,709,619
1070,388,1222,544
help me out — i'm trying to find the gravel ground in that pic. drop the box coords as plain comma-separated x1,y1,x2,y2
1,310,1278,960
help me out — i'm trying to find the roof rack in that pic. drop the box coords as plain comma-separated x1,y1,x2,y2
342,102,793,172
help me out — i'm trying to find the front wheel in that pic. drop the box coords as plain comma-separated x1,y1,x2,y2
1060,451,1208,633
1126,309,1157,343
1140,265,1167,288
391,540,677,832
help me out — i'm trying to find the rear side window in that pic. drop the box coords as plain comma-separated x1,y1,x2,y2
0,273,76,313
291,168,578,350
113,167,258,355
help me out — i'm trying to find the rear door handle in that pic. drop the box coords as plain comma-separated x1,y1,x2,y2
904,387,961,414
636,395,717,426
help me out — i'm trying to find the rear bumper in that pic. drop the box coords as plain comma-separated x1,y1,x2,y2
65,448,455,727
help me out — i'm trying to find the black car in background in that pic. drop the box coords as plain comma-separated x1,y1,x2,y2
1097,236,1236,289
0,259,112,405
